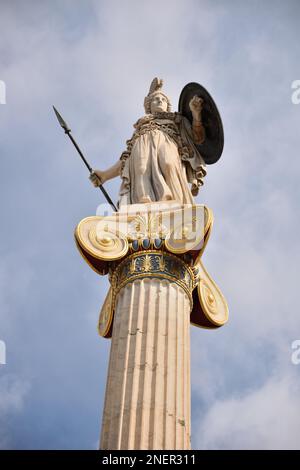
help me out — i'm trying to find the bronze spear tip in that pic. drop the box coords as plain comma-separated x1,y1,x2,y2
53,105,71,133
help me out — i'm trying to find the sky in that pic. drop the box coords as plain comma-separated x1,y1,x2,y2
0,0,300,450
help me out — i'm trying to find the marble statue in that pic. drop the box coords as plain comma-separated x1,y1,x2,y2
75,77,228,450
90,78,207,207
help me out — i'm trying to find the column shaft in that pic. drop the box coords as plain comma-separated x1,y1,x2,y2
100,277,191,450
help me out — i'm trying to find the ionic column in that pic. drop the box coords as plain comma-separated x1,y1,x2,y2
74,204,228,451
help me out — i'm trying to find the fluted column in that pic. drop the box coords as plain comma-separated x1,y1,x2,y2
100,277,191,450
75,204,228,451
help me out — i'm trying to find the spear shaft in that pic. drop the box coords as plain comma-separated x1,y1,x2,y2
53,106,118,212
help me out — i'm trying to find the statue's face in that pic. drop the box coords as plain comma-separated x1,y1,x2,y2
150,93,168,113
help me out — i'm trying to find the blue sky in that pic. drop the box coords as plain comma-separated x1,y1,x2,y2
0,0,300,449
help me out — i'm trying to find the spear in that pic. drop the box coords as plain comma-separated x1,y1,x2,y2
53,106,118,212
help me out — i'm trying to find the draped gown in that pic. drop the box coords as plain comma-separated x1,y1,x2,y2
117,112,206,208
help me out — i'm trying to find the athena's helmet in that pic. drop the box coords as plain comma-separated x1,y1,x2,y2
144,77,172,114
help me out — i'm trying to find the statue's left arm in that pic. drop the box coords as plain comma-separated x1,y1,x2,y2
189,95,205,145
177,98,207,196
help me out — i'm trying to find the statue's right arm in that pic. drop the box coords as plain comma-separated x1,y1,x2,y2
89,159,122,187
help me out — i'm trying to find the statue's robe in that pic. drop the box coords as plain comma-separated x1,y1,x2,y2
117,112,206,208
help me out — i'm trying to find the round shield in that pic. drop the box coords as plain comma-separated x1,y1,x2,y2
178,82,224,165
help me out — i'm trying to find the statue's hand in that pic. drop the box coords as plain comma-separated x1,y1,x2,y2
189,95,203,119
89,170,106,187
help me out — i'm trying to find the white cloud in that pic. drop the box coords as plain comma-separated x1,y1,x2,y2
194,372,300,449
0,375,30,449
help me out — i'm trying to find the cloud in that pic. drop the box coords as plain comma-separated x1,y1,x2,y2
0,375,30,449
194,371,300,449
